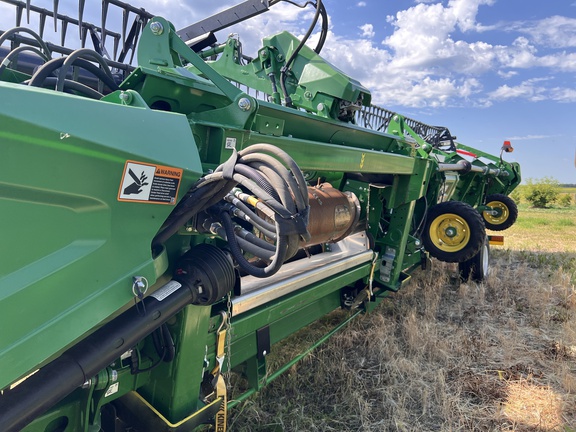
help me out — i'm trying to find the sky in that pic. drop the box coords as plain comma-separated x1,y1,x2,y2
1,0,575,183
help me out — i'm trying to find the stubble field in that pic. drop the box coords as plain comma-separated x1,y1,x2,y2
227,204,576,431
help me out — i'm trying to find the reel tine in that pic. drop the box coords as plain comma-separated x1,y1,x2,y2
53,0,59,32
101,0,109,50
16,4,23,27
81,25,88,48
78,0,85,38
61,20,68,46
129,19,142,64
26,0,30,24
122,9,129,45
39,11,46,38
113,35,120,61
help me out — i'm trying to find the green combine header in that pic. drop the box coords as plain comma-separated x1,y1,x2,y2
0,1,520,431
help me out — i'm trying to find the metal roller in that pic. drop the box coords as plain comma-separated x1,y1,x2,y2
303,183,361,247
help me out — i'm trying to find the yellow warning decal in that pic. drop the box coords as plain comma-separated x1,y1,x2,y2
118,160,183,205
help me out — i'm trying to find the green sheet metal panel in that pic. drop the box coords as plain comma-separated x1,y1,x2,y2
0,82,203,389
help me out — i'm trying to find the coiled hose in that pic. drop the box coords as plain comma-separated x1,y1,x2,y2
153,144,310,278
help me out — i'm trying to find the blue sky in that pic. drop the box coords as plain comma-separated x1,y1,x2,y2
2,0,575,183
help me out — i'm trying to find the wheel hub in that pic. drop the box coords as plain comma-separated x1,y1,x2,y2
483,201,508,225
430,213,471,252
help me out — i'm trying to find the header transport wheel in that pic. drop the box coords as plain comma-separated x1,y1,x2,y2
423,201,486,263
459,235,490,282
482,194,518,231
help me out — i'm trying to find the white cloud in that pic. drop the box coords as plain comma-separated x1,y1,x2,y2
521,16,576,48
1,0,574,110
507,134,559,141
359,23,375,38
487,78,575,103
497,70,518,79
550,87,576,102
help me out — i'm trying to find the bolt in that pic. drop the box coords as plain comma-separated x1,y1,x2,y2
304,91,312,100
150,21,164,35
238,97,251,111
119,91,131,104
317,103,325,111
415,240,421,247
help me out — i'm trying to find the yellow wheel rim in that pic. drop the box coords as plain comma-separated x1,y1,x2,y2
483,201,509,226
429,213,471,252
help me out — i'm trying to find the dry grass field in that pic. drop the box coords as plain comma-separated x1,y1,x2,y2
226,204,576,431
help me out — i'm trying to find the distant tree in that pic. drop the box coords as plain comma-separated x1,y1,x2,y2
524,177,560,208
558,194,573,207
509,189,522,204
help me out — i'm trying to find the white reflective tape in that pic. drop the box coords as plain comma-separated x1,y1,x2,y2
150,280,182,302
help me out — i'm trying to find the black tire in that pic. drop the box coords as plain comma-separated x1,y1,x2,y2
482,194,518,231
422,201,486,263
459,236,490,282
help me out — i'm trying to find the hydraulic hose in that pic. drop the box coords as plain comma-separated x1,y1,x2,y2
280,0,322,106
28,56,119,92
224,194,277,238
0,27,51,58
0,45,50,76
153,144,309,278
220,211,286,277
24,77,104,99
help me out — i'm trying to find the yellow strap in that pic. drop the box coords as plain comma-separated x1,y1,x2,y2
216,328,226,358
214,374,227,432
211,328,227,376
212,327,227,431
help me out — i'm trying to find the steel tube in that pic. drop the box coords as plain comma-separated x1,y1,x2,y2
438,163,504,176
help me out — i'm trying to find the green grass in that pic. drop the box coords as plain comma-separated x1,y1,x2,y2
493,204,576,252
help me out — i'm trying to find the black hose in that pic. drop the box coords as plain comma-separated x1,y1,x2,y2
220,211,285,277
28,56,119,92
152,144,309,278
0,27,51,58
0,278,199,432
280,0,322,105
23,77,104,99
234,164,280,202
210,220,274,260
314,3,328,54
0,45,50,75
225,195,277,239
55,48,116,93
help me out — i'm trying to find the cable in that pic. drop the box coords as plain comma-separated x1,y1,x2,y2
0,27,51,58
0,45,50,76
23,77,104,99
29,56,119,92
279,0,322,106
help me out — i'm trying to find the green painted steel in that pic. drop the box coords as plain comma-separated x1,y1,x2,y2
0,81,203,390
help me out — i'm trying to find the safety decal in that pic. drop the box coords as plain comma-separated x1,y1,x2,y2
118,161,183,205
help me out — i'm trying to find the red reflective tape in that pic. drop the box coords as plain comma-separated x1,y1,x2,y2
456,149,478,158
